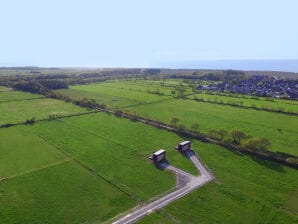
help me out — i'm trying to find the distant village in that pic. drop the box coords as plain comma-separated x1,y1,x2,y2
197,75,298,100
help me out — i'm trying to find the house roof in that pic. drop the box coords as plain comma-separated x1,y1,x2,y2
179,141,191,146
153,149,166,156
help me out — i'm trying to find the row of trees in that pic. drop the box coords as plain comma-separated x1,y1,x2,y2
170,117,271,151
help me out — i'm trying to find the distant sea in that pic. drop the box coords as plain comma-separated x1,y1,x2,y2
159,60,298,73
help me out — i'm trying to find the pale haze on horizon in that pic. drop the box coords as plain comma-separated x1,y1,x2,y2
0,0,297,68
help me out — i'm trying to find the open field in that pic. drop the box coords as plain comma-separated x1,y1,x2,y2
0,110,297,223
128,98,298,156
0,98,88,125
0,126,67,178
0,86,12,91
190,92,298,113
58,81,298,156
0,124,136,224
0,90,43,103
57,82,172,109
1,79,298,223
0,161,135,224
137,140,298,224
109,80,298,113
30,113,197,200
60,80,298,112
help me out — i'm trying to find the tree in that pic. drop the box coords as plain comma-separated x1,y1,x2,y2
229,129,246,144
170,117,179,127
177,124,186,132
171,90,176,97
191,123,200,133
25,117,36,125
209,129,216,137
243,137,270,151
217,129,227,140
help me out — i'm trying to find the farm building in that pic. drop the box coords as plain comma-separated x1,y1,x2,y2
176,141,191,152
152,149,166,163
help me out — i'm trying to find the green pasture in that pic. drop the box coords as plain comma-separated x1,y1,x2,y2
57,81,178,108
0,98,88,125
0,86,12,91
0,110,297,223
0,126,67,178
128,99,298,156
0,90,43,102
190,92,298,113
137,140,298,224
0,161,135,224
30,113,197,201
57,80,298,156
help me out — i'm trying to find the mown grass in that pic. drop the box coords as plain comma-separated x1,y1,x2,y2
57,82,172,108
0,126,66,178
128,98,298,156
57,81,298,156
0,86,12,92
29,113,298,223
0,161,135,224
0,110,297,223
190,92,298,113
0,90,43,103
0,98,88,125
29,113,197,201
71,80,298,113
137,140,298,224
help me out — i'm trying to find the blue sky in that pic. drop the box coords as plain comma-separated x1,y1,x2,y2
0,0,297,67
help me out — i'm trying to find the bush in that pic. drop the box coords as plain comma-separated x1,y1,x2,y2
242,137,271,151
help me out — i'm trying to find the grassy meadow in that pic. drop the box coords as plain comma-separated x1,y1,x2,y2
29,113,197,200
128,98,298,156
0,80,297,224
58,81,298,156
190,92,298,113
57,82,172,109
0,90,43,102
0,97,88,125
0,86,12,91
1,112,297,224
137,140,298,224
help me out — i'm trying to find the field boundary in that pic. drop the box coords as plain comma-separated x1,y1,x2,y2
189,97,298,116
95,107,298,169
0,96,45,104
34,131,142,202
0,110,99,129
7,159,72,180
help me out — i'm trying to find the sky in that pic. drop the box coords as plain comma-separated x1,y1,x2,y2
0,0,298,67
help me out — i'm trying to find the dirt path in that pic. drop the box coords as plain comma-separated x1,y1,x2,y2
111,150,214,224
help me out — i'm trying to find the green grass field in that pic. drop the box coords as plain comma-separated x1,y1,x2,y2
0,86,12,92
57,82,172,109
79,80,298,112
0,111,297,223
128,98,298,156
57,81,298,156
1,80,297,223
190,92,298,113
0,161,135,224
29,113,197,200
0,90,43,103
0,126,67,178
137,140,298,224
0,98,88,125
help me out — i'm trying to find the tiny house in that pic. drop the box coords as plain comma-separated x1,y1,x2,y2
152,149,166,163
177,141,191,152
